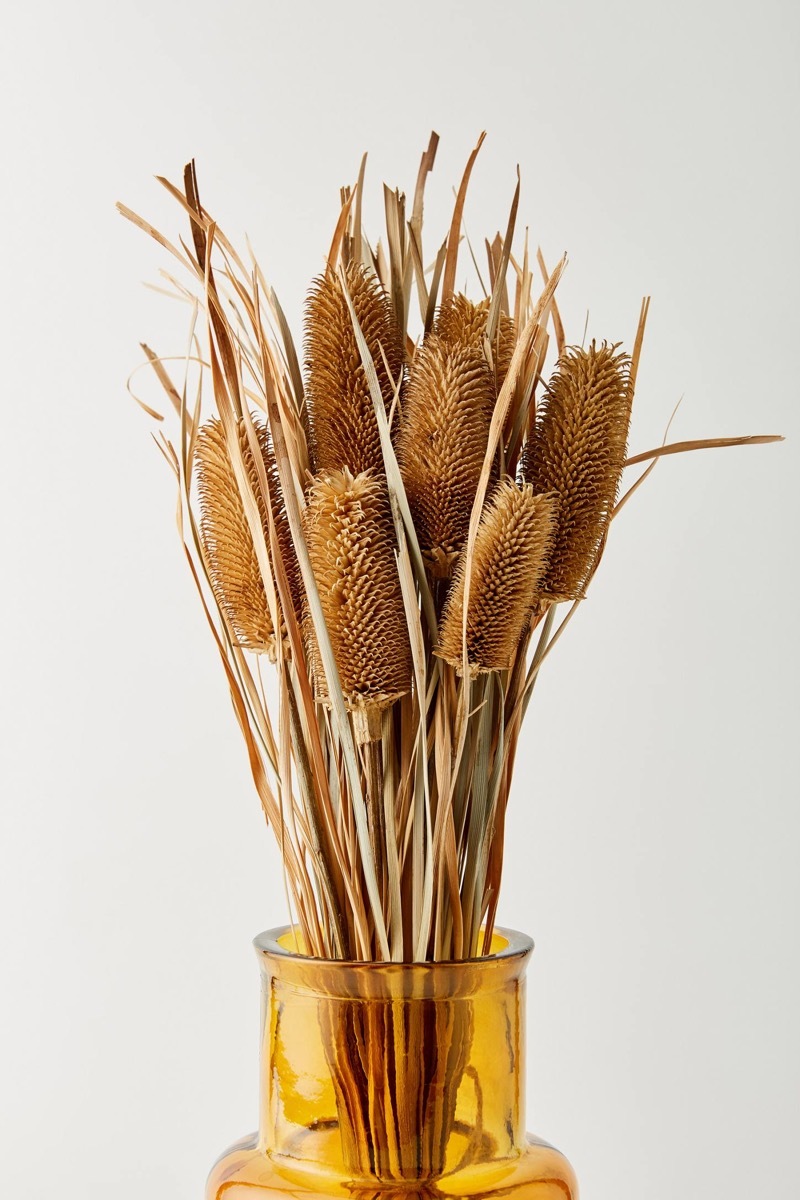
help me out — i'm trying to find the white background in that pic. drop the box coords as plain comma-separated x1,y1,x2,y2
1,2,798,1197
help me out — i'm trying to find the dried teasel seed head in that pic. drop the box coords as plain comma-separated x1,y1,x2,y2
435,294,516,388
304,262,403,477
195,415,279,655
522,341,632,601
396,334,496,577
302,469,412,731
436,481,558,674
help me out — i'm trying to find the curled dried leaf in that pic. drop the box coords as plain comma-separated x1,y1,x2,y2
436,480,558,673
522,341,632,600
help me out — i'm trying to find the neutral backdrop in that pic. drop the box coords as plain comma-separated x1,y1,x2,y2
1,2,798,1197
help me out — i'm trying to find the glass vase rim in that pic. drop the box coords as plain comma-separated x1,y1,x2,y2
253,923,534,984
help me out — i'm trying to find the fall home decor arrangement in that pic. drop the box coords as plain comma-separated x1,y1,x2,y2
119,133,781,1199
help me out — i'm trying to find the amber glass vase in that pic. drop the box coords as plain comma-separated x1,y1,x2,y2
207,926,577,1199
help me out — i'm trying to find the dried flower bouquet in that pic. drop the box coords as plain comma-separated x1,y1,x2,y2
120,133,780,965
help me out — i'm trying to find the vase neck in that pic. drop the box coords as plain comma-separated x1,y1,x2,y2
255,928,531,1185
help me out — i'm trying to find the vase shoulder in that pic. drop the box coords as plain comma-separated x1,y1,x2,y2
206,1135,578,1200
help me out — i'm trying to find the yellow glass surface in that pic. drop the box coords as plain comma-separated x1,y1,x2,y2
207,927,577,1199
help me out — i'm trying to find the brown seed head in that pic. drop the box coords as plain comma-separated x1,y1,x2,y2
435,294,516,388
195,415,285,655
436,481,558,673
302,469,412,711
522,342,632,600
396,334,496,577
304,262,403,476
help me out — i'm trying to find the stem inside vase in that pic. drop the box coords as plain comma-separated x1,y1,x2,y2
257,926,531,1184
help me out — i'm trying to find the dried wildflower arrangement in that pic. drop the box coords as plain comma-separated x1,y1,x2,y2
119,134,780,964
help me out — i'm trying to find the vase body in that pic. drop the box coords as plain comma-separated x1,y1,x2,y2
207,926,577,1199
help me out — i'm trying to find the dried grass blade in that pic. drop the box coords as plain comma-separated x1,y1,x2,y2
407,222,429,323
462,221,489,299
510,231,531,336
408,191,434,322
424,240,448,334
262,278,305,407
383,185,408,341
624,433,784,468
628,296,650,399
411,131,439,232
536,248,565,356
459,675,493,951
395,537,433,958
116,202,197,276
277,670,324,955
519,602,560,721
413,748,434,960
615,396,683,517
352,152,368,266
485,173,520,352
504,324,549,469
381,718,404,961
473,688,505,949
327,188,356,271
441,132,487,304
139,343,186,416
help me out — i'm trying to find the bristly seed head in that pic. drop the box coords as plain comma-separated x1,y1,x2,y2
522,341,632,600
195,415,288,656
303,469,412,714
435,294,516,389
397,333,496,577
303,262,403,477
436,480,558,673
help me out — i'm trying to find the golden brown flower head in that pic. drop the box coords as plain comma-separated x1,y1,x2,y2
303,469,412,718
521,341,632,600
396,334,496,577
304,262,403,477
435,294,516,388
436,480,558,673
195,415,285,655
